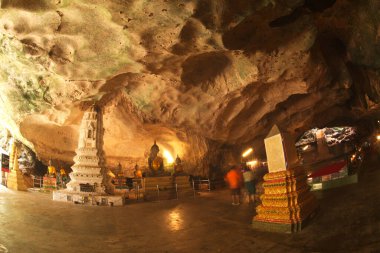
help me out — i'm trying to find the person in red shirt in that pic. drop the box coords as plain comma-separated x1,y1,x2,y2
225,166,242,205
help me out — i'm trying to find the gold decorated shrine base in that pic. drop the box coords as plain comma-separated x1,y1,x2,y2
253,168,318,233
255,194,317,220
43,177,57,190
260,189,310,207
263,167,305,181
263,181,309,195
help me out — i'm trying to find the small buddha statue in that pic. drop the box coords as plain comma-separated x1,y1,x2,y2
47,159,56,177
116,162,123,177
134,164,143,178
60,168,68,187
174,155,184,174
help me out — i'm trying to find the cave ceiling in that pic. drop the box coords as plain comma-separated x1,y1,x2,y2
0,0,380,170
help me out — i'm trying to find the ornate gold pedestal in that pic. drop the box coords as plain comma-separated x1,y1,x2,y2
7,149,28,191
252,168,318,233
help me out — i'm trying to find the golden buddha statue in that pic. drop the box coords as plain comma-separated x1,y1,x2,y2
116,162,123,177
152,156,163,171
59,167,69,188
47,160,56,177
60,168,66,176
134,164,143,178
148,140,164,175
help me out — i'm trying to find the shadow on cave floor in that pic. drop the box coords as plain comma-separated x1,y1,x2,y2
0,153,380,252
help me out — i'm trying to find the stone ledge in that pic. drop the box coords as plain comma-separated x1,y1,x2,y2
53,190,125,206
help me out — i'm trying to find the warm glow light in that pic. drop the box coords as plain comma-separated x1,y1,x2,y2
168,209,183,231
376,135,380,141
163,149,175,164
108,170,116,178
246,160,258,167
302,145,310,151
242,148,253,157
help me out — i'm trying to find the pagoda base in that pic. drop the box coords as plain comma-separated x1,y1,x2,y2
53,190,125,206
252,220,302,233
7,170,28,191
252,208,318,233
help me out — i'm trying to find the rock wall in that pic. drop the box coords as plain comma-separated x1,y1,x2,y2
0,0,379,175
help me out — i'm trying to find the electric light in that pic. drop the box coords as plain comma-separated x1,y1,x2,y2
302,145,309,151
246,160,258,167
242,148,253,158
376,135,380,141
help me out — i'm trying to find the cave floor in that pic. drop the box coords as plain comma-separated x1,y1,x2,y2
1,157,380,253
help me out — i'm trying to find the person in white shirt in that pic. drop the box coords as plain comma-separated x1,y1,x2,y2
242,165,255,204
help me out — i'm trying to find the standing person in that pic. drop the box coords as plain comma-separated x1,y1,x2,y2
225,166,242,205
242,165,255,204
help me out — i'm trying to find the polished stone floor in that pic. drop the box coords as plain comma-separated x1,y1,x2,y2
1,157,380,253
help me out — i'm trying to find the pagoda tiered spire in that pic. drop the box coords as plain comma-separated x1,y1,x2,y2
66,106,113,194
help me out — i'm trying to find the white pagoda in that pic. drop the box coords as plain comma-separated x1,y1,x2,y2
53,106,124,206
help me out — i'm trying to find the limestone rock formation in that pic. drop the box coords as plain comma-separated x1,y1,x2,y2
0,0,379,175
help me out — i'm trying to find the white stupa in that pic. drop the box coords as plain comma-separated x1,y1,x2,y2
66,106,113,193
53,106,124,206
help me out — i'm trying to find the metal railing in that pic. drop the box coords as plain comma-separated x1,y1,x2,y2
32,176,66,190
32,176,43,189
113,178,128,189
112,177,145,200
156,183,178,201
133,178,144,200
191,178,226,196
192,179,211,191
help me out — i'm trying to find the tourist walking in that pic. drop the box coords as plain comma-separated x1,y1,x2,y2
225,166,242,205
242,165,255,204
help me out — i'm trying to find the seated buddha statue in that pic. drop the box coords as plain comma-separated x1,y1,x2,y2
174,155,184,175
60,168,66,176
148,141,164,176
47,160,56,177
60,168,68,186
116,162,123,178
